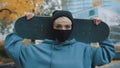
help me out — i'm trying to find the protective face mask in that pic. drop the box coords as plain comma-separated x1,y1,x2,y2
53,29,72,42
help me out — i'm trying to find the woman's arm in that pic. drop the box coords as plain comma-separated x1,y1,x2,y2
91,38,115,66
4,32,24,62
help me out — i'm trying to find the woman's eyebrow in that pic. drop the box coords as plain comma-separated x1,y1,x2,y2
55,23,62,26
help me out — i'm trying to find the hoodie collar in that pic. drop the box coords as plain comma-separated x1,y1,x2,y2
43,38,76,45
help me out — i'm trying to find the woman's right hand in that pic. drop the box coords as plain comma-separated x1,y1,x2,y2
25,12,35,20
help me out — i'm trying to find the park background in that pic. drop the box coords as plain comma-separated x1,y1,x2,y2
0,0,120,68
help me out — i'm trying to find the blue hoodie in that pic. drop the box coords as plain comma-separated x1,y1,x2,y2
4,33,115,68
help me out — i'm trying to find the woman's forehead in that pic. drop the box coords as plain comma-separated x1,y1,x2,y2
54,17,72,25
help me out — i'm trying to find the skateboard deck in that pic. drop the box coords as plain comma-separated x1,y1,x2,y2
14,16,110,43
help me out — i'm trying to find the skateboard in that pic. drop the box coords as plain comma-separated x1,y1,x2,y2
14,16,110,43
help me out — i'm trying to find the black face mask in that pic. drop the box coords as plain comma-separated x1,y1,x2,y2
53,29,72,42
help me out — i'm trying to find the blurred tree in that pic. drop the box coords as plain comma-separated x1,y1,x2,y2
0,19,9,35
0,0,43,23
0,0,62,40
0,0,43,36
37,0,62,16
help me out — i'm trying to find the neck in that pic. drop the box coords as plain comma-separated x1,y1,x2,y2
55,38,65,44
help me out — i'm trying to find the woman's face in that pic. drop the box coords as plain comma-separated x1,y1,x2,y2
53,17,72,30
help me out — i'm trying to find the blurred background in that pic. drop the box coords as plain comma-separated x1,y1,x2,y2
0,0,120,68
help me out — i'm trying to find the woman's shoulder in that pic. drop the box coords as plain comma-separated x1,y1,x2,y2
73,40,90,47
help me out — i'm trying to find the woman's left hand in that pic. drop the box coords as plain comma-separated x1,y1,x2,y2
93,17,102,25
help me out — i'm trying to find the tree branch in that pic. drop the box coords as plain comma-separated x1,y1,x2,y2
0,8,12,14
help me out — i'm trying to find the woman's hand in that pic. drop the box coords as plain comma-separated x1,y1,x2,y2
25,12,35,20
93,17,102,25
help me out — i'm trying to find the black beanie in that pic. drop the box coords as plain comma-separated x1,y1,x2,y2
51,10,74,24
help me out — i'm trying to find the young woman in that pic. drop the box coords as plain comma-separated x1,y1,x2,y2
4,10,115,68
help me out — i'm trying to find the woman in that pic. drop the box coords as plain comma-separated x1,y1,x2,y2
4,10,115,68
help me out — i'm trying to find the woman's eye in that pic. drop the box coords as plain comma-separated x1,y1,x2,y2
56,25,61,28
65,25,71,29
